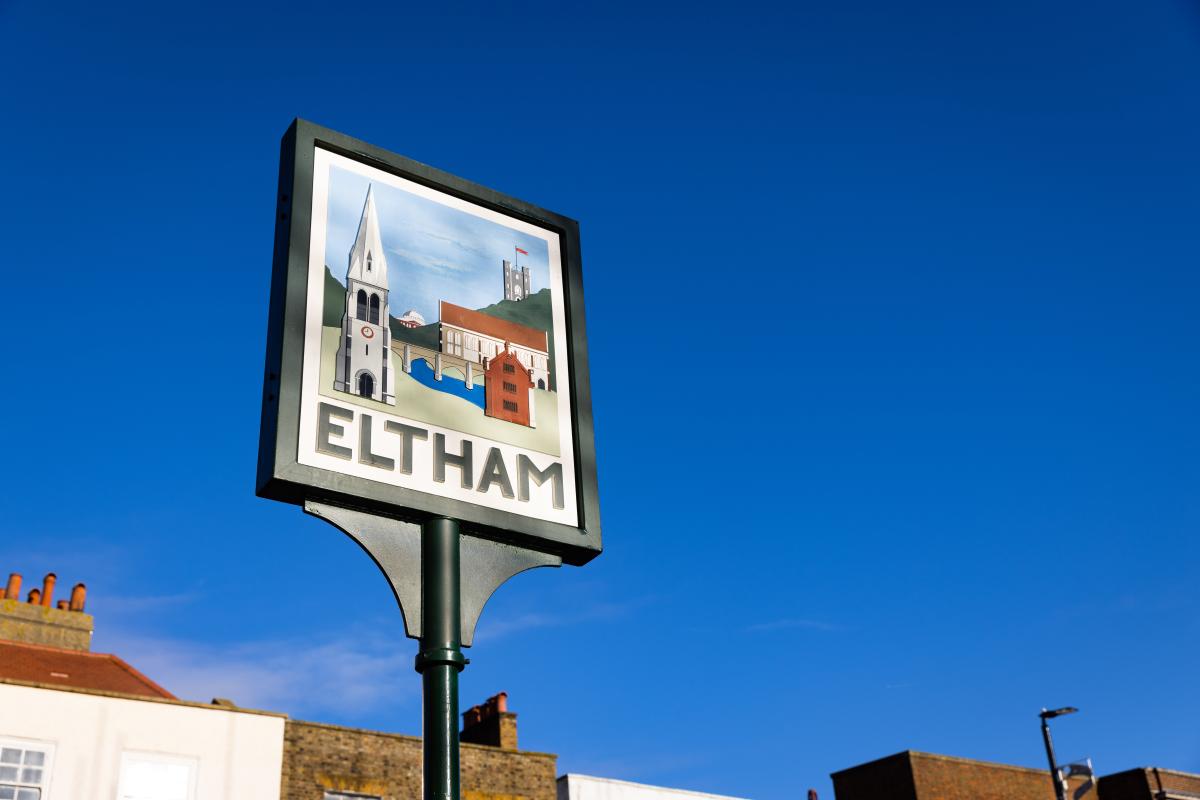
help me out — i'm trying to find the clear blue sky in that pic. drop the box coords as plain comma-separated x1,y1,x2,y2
1,2,1198,799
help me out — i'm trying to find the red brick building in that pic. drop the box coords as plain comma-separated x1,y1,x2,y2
832,751,1200,800
1099,768,1200,800
485,346,535,427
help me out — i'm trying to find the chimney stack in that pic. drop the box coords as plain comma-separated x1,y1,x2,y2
0,570,94,650
460,692,518,750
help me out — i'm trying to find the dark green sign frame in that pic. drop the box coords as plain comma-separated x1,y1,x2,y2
257,119,601,565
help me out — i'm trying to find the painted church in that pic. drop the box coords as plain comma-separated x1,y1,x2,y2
334,186,396,405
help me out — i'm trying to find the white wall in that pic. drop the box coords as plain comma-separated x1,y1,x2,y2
0,682,285,800
558,773,751,800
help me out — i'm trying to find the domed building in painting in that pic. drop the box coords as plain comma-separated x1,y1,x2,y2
397,309,426,328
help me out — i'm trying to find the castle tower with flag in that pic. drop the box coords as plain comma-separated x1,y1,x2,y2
334,185,396,405
502,246,532,302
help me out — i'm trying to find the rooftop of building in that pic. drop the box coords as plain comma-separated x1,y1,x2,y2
440,300,548,352
0,676,286,720
0,639,175,699
557,773,752,800
831,750,1051,778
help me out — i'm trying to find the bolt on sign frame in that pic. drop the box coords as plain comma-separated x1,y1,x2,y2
257,119,602,800
258,119,601,565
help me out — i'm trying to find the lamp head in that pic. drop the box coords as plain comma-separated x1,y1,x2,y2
1039,707,1079,720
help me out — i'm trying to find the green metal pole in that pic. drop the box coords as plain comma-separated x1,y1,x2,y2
416,517,468,800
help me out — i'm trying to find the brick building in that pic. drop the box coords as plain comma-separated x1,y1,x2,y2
281,693,556,800
485,347,536,427
1099,769,1200,800
832,751,1199,800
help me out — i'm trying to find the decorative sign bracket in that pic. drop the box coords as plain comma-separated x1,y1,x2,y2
305,501,561,646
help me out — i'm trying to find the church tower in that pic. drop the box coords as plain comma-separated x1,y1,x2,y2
334,186,395,405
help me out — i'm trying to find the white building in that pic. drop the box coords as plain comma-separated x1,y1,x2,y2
1,680,285,800
333,186,396,404
558,774,751,800
439,300,551,390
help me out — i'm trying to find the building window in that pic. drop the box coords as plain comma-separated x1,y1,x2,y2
366,253,372,272
503,400,519,412
117,752,196,800
356,290,368,319
503,363,515,374
537,379,545,390
503,381,517,393
369,293,380,324
0,741,50,800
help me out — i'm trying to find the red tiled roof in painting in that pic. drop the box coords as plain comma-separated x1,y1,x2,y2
439,301,548,353
0,640,174,699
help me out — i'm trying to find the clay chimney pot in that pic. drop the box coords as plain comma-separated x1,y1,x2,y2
27,588,41,605
69,583,87,612
56,600,68,610
494,692,508,713
41,573,56,607
5,573,21,601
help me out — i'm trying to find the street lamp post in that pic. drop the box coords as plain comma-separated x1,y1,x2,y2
1039,707,1079,800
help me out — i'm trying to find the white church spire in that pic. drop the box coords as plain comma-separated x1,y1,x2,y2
333,184,396,405
347,184,387,286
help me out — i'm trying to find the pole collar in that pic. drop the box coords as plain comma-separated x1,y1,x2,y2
415,646,469,673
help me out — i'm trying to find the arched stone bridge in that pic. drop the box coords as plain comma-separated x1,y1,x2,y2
391,342,481,388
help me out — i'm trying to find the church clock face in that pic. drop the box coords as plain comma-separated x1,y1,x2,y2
361,326,375,339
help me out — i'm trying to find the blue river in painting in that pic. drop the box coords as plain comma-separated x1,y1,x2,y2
407,358,486,409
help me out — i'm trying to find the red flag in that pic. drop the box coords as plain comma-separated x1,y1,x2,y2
515,247,528,255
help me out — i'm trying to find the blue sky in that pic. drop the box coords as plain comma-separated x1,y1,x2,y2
1,2,1198,799
325,163,551,324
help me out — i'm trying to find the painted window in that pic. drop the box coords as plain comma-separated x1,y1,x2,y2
358,373,374,398
503,400,519,412
503,381,517,393
537,379,546,390
366,253,372,272
356,290,368,320
117,752,196,800
369,294,380,324
503,363,515,374
0,741,50,800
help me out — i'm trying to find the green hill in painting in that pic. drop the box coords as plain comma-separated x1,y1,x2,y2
322,265,346,327
324,266,558,389
473,288,552,337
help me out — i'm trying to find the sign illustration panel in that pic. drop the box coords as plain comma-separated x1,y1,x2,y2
300,149,576,526
259,121,600,563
